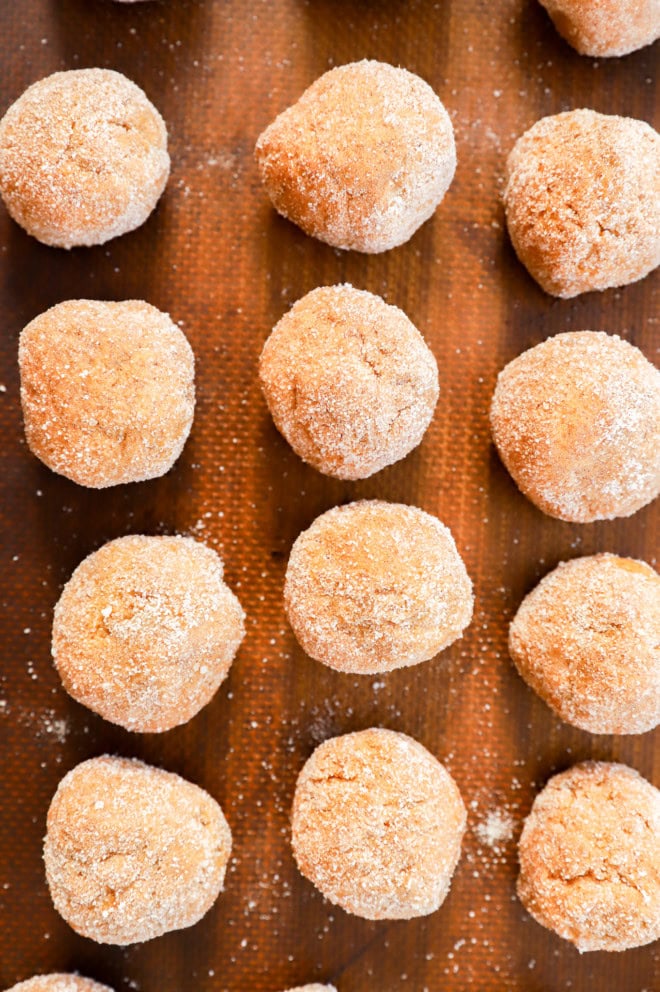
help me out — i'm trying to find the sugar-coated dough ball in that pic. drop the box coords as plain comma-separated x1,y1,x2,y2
53,535,245,732
539,0,660,57
255,60,456,253
509,554,660,734
0,69,169,248
6,978,113,992
504,110,660,297
283,986,337,992
44,756,232,945
490,331,660,522
19,300,195,488
259,285,439,479
285,501,473,674
518,762,660,952
292,728,465,920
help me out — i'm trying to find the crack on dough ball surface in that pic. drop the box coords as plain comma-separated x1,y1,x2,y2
539,0,660,57
0,69,169,248
6,978,113,992
504,110,660,297
255,60,456,253
19,299,195,488
490,331,660,522
53,535,246,732
509,554,660,734
517,762,660,952
292,728,466,920
284,500,473,674
259,285,439,479
44,756,232,945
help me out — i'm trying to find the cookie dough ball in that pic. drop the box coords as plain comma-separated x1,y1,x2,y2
285,501,473,674
7,978,113,992
510,555,660,734
292,728,466,919
504,110,660,297
260,285,439,479
0,69,169,248
44,756,232,944
490,331,660,522
518,762,660,952
283,987,337,992
19,299,195,488
53,535,245,732
255,60,456,253
539,0,660,57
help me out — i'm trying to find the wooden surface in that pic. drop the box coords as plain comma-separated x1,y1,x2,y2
0,1,658,990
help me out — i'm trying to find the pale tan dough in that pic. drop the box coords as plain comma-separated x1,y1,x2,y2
259,285,439,479
284,500,473,674
44,756,232,945
0,69,169,247
509,554,660,734
292,728,466,920
490,331,660,522
255,60,456,253
19,299,195,488
6,977,113,992
517,762,660,952
53,535,245,732
539,0,660,57
504,110,660,297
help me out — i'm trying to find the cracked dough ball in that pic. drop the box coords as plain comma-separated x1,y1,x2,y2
292,728,466,920
539,0,660,57
6,978,113,992
255,60,456,252
517,762,660,952
259,285,439,479
504,110,660,297
19,299,195,488
44,756,232,945
509,554,660,734
53,535,245,732
0,69,169,247
490,331,660,522
284,500,473,674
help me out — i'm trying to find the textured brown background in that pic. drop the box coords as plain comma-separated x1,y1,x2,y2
0,1,658,990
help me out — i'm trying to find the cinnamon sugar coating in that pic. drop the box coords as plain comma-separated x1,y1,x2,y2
291,729,466,920
44,756,232,945
19,299,195,488
517,762,660,952
539,0,660,57
490,331,660,522
0,69,169,248
255,60,456,253
7,978,113,992
509,554,660,734
259,285,439,479
53,535,245,732
284,501,473,675
504,110,660,297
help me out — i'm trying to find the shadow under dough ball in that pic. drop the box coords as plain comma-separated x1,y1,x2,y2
504,110,660,297
6,978,113,992
538,0,660,57
44,756,232,945
0,69,169,247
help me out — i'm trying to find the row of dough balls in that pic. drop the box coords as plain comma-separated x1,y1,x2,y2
10,738,660,956
6,979,332,992
0,64,657,300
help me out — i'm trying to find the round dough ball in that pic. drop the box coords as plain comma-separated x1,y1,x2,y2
0,69,169,248
283,987,337,992
44,756,232,945
504,110,660,297
539,0,660,57
292,728,466,920
259,285,439,479
6,978,112,992
284,500,473,674
255,59,456,253
19,299,195,488
490,331,660,522
510,554,660,734
517,762,660,952
53,535,245,732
